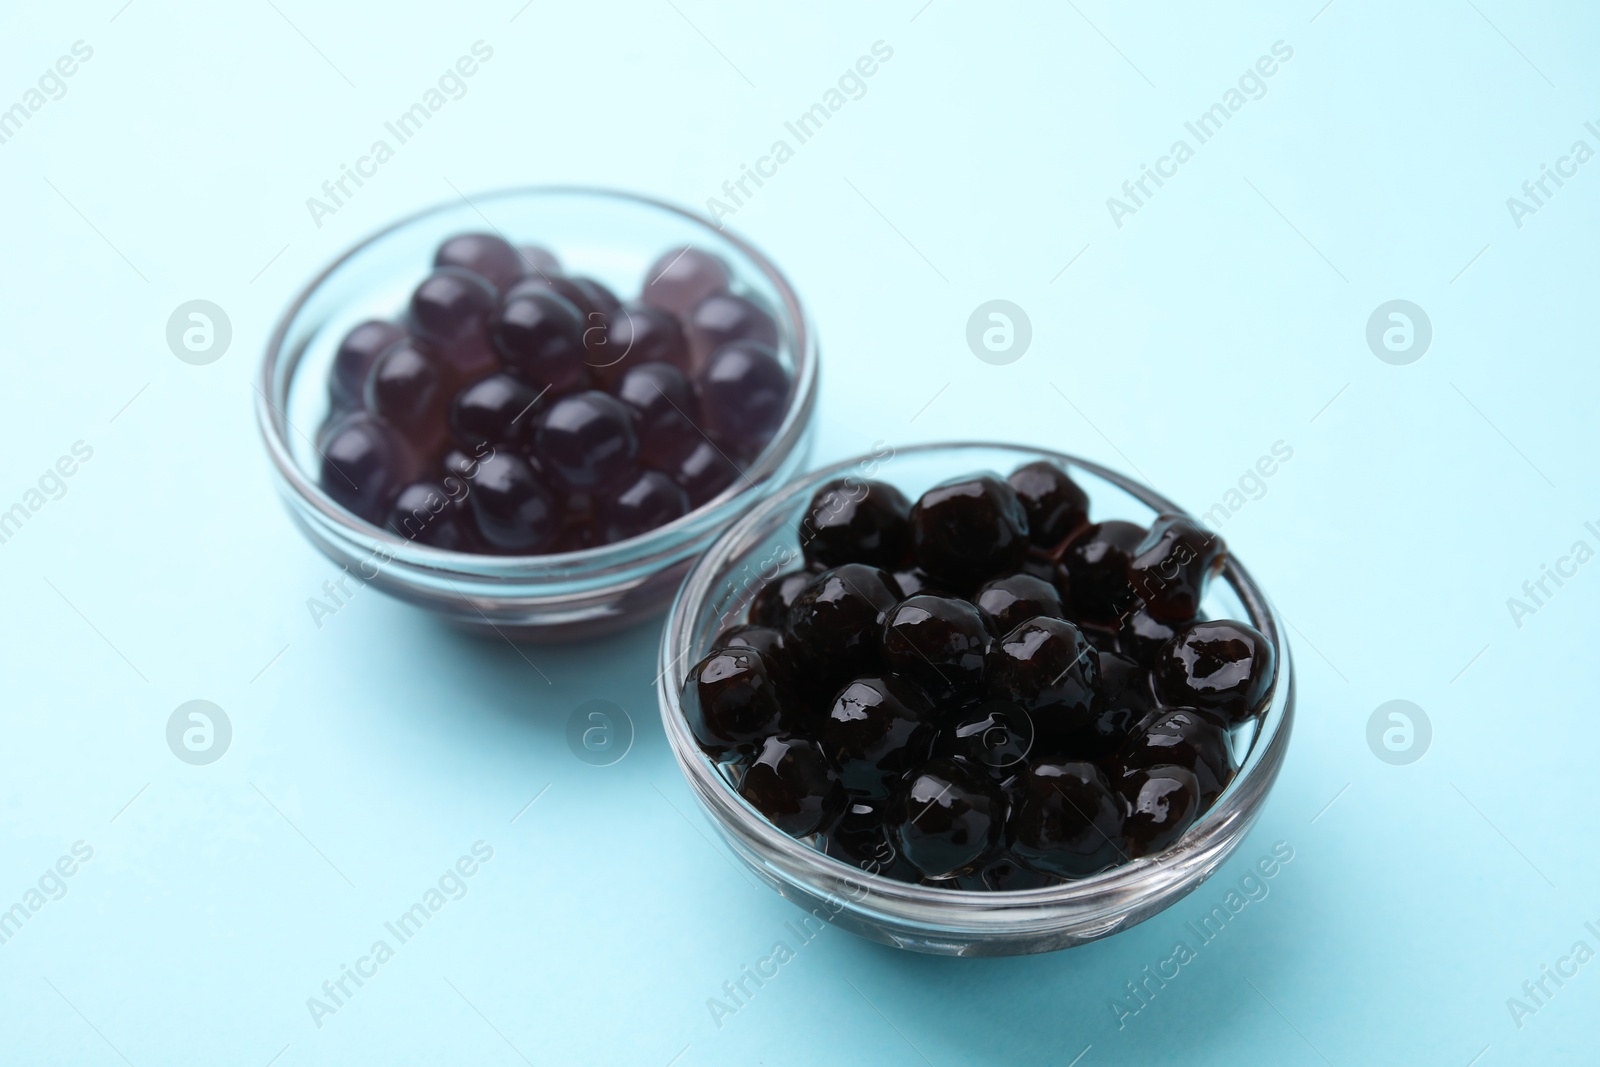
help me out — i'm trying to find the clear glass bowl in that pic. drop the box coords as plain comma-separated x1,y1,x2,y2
657,443,1294,956
255,187,817,641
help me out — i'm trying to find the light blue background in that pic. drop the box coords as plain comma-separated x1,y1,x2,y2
1,1,1597,1063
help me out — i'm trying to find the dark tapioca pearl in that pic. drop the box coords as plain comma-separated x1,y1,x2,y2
1059,650,1157,760
506,273,599,319
449,372,543,451
1011,760,1126,878
329,320,405,411
687,291,779,367
799,478,911,570
711,623,785,661
888,757,1008,880
823,798,921,879
1127,515,1226,623
974,855,1063,891
889,566,952,600
365,339,449,451
749,569,811,629
1017,554,1069,591
409,267,498,350
737,735,846,838
596,469,689,543
1062,520,1147,624
612,362,700,456
1153,620,1275,724
1117,707,1235,806
571,277,621,319
663,438,740,507
987,616,1100,748
434,232,525,295
909,474,1030,587
386,480,475,551
939,697,1035,772
1117,764,1201,857
682,646,790,756
516,244,561,278
641,246,730,316
534,390,639,490
820,674,937,798
1117,607,1180,664
881,595,990,700
784,564,901,688
973,573,1064,636
1008,461,1090,549
442,445,496,483
463,451,560,552
591,303,689,384
493,288,590,395
320,414,414,524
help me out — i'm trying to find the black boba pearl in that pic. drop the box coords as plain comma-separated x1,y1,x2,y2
819,674,937,798
320,414,414,524
442,446,494,483
973,573,1064,636
571,276,621,319
881,595,990,700
799,479,912,570
385,480,475,550
591,303,689,384
1117,707,1235,806
986,616,1100,748
888,758,1007,880
506,273,600,320
463,452,559,552
1012,760,1126,878
1118,607,1180,665
749,569,811,629
365,338,448,450
1153,621,1275,724
516,244,561,277
682,646,789,756
700,341,788,448
939,697,1036,772
329,320,405,411
823,798,921,880
663,438,739,506
612,362,700,456
687,291,779,365
974,855,1062,891
1008,461,1090,548
785,564,900,687
889,566,952,600
534,390,638,489
596,470,689,543
1063,650,1156,760
1127,515,1226,623
410,267,498,349
449,372,542,450
641,246,729,316
711,623,785,661
909,474,1030,587
1117,764,1201,857
434,232,525,295
493,289,590,395
737,735,846,838
1062,520,1146,624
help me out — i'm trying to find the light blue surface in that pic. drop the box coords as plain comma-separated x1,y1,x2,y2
1,2,1596,1063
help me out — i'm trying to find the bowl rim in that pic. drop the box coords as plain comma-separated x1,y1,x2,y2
254,184,818,579
658,440,1294,910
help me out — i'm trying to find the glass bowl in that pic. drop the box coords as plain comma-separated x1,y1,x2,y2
255,187,817,641
657,443,1294,956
